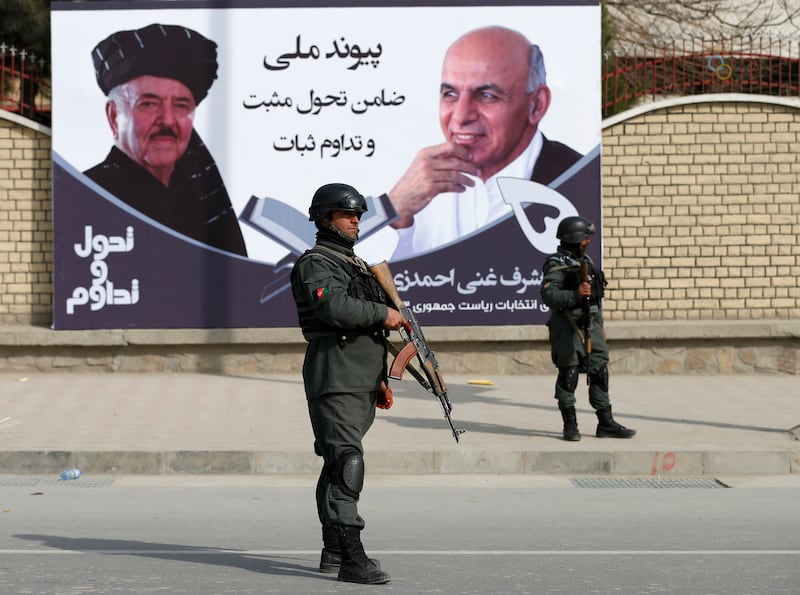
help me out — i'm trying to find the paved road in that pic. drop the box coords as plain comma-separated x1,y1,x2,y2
1,475,799,594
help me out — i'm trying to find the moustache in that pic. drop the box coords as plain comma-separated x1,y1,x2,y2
150,127,179,140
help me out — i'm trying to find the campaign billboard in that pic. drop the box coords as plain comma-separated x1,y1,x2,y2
51,0,601,329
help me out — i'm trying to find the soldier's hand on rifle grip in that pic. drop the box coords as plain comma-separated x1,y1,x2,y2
578,282,592,299
383,308,407,331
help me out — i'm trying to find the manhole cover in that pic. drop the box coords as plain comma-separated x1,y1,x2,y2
0,476,114,488
570,477,728,489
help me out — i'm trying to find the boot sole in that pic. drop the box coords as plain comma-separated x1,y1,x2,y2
338,574,391,585
319,564,338,573
320,558,381,573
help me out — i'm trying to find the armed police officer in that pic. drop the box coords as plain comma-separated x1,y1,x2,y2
540,216,636,442
290,183,406,585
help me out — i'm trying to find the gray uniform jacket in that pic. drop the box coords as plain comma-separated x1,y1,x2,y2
540,247,607,367
291,240,389,398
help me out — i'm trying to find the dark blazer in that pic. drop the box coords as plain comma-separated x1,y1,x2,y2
531,135,584,186
85,130,248,257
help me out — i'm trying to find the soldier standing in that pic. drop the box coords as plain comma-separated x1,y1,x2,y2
290,183,405,585
540,216,636,441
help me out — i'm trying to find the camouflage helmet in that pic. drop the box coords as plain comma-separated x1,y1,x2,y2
556,216,595,243
308,183,367,222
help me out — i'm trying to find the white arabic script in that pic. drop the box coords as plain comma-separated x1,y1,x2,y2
66,225,140,315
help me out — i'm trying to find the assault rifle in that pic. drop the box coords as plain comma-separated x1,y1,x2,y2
579,258,592,355
580,258,593,386
369,260,465,443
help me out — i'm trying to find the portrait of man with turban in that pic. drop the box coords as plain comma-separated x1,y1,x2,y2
84,23,248,257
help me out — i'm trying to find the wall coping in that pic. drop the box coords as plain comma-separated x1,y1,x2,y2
0,109,51,135
602,93,800,128
0,319,796,348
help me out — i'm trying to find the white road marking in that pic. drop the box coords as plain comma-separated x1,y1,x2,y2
2,549,799,556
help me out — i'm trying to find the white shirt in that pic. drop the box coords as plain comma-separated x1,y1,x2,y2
391,131,544,260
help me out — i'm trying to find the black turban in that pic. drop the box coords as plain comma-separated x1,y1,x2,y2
91,23,218,104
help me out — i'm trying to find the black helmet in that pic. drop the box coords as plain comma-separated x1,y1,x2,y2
308,183,367,221
556,216,595,243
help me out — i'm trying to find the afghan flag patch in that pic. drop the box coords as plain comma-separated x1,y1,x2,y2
314,287,329,300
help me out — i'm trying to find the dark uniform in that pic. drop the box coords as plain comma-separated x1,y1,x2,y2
290,183,392,585
541,216,635,441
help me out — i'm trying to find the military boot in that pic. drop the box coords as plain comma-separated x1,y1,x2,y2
319,524,341,573
559,405,581,441
319,524,381,573
336,526,390,585
596,406,636,438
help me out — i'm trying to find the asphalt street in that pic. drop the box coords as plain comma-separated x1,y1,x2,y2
1,475,799,594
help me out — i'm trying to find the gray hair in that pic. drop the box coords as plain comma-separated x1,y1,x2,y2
527,44,547,92
107,85,123,103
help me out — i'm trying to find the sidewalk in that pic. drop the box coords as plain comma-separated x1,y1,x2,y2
0,372,797,476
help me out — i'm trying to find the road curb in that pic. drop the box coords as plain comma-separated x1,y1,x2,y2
0,448,794,476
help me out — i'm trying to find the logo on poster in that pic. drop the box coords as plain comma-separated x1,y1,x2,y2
66,225,140,314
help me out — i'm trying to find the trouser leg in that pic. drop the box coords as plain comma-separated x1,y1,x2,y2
554,366,579,408
584,350,635,439
308,392,375,530
587,361,611,410
307,392,389,584
554,366,581,441
316,461,342,572
585,323,611,411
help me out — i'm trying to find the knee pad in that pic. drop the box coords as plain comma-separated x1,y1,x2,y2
557,366,580,393
337,451,364,498
588,364,609,392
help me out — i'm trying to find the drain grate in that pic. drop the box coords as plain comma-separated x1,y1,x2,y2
0,476,114,488
570,477,729,489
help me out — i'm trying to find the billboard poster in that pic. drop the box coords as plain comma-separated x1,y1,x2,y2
50,0,602,329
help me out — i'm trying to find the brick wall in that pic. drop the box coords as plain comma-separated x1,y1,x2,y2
0,115,52,324
0,97,798,326
601,98,799,322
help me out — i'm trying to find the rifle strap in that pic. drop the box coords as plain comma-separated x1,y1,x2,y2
563,309,586,344
311,244,370,275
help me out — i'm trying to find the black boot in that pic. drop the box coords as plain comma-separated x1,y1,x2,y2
596,406,636,438
336,526,390,584
559,405,581,441
319,524,341,573
319,524,381,573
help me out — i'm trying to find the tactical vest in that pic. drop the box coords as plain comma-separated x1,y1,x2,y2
292,245,386,338
548,254,607,305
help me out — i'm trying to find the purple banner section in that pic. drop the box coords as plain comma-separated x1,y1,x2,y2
389,152,601,326
53,158,296,329
53,152,599,329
